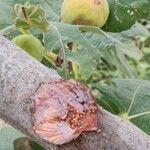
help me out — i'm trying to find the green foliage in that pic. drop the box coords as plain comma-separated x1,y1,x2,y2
0,0,15,29
103,0,150,32
94,79,150,135
0,121,45,150
14,137,45,150
14,3,49,32
0,124,24,150
44,22,150,79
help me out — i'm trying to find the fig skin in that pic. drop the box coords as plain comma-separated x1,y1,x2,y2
61,0,109,27
12,34,44,62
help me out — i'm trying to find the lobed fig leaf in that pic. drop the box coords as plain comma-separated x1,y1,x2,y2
94,79,150,135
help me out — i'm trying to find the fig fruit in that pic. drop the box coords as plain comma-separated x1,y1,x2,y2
61,0,109,27
12,34,44,62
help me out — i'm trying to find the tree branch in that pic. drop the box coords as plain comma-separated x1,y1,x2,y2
0,35,150,150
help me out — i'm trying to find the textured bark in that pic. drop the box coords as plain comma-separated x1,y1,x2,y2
0,35,150,150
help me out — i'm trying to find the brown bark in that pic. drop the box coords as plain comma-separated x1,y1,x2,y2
0,35,150,150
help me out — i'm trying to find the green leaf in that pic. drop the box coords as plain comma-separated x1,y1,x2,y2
119,22,150,38
115,40,143,60
44,22,99,79
0,0,61,30
14,137,45,150
44,22,146,79
14,3,49,32
103,0,150,32
94,79,150,135
144,53,150,64
0,0,15,29
46,22,146,76
0,123,24,150
141,70,150,80
66,49,98,79
80,25,143,60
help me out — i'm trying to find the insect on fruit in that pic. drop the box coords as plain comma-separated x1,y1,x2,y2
32,79,98,145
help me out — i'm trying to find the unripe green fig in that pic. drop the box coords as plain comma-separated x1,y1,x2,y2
61,0,109,28
12,34,44,61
